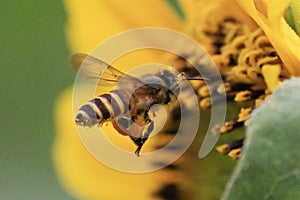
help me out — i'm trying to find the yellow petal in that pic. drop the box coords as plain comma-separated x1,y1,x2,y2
64,0,182,52
237,0,300,75
262,64,282,92
109,49,176,75
179,0,258,31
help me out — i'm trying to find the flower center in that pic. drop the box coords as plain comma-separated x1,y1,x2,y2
172,16,292,159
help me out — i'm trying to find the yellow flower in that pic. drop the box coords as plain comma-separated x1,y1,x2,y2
53,0,300,199
238,0,300,76
64,0,181,52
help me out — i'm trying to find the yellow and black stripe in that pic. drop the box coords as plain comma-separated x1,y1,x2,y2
75,90,129,127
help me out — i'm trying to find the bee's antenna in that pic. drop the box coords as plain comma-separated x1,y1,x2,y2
179,72,210,82
185,77,210,81
135,146,142,157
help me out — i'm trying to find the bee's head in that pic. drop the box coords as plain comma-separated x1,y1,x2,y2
75,111,98,127
156,70,182,95
160,70,208,94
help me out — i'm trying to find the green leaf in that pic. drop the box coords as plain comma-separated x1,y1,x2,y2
285,5,296,32
291,0,300,35
166,0,185,19
222,77,300,200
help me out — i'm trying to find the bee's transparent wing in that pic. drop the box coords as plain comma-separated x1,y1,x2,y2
70,53,144,88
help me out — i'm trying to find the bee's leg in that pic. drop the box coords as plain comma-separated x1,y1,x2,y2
134,144,143,157
129,136,144,156
112,116,132,136
130,120,154,156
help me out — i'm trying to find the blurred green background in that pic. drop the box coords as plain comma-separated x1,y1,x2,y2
1,1,74,199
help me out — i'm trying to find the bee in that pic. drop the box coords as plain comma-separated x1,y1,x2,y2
70,53,206,156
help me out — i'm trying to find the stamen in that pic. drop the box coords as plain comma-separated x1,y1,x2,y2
216,138,244,154
171,16,291,160
237,107,252,122
228,148,242,160
199,97,212,109
234,90,264,102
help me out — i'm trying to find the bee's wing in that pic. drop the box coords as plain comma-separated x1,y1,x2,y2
70,53,144,87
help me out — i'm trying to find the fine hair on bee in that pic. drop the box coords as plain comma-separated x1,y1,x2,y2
71,53,207,156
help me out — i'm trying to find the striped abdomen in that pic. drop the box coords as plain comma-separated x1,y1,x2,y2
75,90,128,127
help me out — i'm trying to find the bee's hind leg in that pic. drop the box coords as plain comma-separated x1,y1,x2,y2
130,120,154,156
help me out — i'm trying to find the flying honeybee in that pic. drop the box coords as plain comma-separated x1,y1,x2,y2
70,53,207,156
